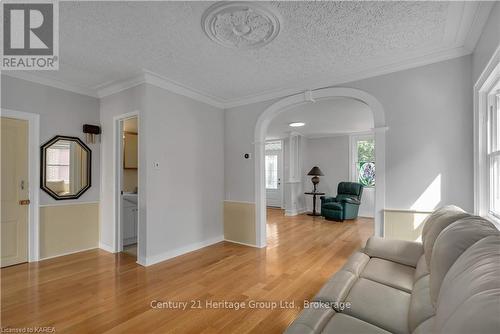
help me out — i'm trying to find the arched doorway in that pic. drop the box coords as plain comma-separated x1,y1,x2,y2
254,88,387,247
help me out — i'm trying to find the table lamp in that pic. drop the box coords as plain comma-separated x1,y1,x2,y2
307,166,324,192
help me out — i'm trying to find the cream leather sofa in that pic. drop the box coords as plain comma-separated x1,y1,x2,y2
285,206,500,334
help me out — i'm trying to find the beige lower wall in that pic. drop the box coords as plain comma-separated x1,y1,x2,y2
383,209,432,242
224,201,256,246
39,202,99,259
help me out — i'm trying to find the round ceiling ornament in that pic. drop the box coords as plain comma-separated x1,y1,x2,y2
202,2,281,50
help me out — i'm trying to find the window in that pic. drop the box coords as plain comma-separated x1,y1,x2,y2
488,91,500,217
265,140,282,151
46,141,70,183
265,155,278,189
352,136,375,187
265,140,281,190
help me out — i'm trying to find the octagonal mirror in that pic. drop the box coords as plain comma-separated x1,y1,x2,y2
41,136,91,200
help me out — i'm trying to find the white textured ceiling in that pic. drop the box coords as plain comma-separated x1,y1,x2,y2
6,1,491,106
266,98,373,139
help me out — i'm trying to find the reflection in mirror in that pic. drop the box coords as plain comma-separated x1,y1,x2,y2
41,136,91,200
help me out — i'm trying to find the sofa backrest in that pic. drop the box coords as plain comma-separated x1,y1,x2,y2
429,216,498,305
434,235,500,334
337,182,363,200
421,205,469,266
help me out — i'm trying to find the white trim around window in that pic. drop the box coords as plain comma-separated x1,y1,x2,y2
474,46,500,227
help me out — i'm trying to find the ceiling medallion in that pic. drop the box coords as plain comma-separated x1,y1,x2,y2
202,2,281,50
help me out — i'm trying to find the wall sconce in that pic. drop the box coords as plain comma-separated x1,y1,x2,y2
83,124,101,144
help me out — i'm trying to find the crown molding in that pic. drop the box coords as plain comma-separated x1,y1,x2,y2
142,70,226,109
2,33,487,111
95,70,226,108
222,45,473,108
0,45,473,109
1,71,99,98
462,1,495,53
95,74,146,98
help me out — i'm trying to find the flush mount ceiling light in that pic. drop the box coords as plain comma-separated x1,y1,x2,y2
289,122,305,127
202,1,281,50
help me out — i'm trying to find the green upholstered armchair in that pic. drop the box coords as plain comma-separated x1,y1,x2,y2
320,182,364,221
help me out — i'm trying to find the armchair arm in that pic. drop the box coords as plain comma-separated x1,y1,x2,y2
320,196,337,203
341,197,361,205
363,237,423,267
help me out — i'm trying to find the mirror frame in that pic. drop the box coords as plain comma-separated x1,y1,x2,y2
40,135,92,200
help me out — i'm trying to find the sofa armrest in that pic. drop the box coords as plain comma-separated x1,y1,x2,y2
284,306,335,334
363,237,423,267
320,196,337,203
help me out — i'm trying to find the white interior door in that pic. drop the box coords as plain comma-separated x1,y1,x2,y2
265,149,283,207
1,117,29,267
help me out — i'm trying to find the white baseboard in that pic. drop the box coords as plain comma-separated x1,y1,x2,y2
99,242,116,253
39,246,98,261
140,235,224,267
224,238,259,248
136,256,147,266
285,207,307,216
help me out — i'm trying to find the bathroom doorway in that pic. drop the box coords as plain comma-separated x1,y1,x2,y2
119,116,138,258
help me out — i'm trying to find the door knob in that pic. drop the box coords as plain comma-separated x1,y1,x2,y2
19,199,30,205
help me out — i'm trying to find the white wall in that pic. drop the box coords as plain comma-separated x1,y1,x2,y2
350,56,473,211
225,55,474,214
100,83,224,264
142,84,224,263
224,100,277,202
1,75,101,205
472,2,500,83
303,136,350,212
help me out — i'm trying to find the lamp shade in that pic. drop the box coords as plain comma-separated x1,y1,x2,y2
307,166,324,176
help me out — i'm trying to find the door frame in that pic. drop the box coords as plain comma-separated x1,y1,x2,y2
1,108,40,262
113,111,140,258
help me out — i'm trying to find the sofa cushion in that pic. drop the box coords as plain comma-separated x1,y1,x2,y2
322,313,391,334
364,237,423,267
434,235,500,334
361,258,415,293
284,305,335,334
421,205,469,267
344,278,411,334
322,202,342,211
429,216,498,304
413,254,429,282
408,275,435,333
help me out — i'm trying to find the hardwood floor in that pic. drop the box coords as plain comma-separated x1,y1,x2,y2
1,209,373,333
